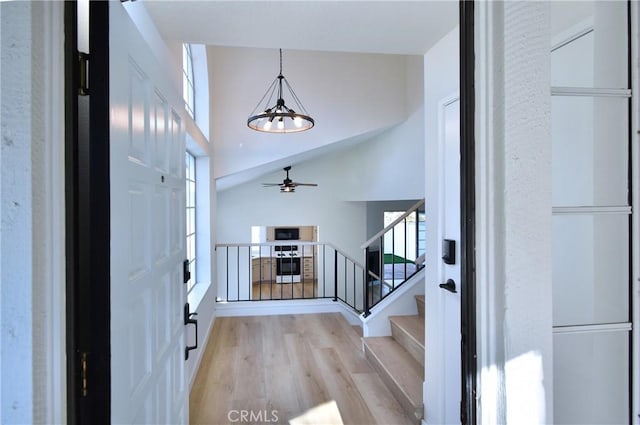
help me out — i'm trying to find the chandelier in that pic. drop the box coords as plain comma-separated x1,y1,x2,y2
247,49,314,133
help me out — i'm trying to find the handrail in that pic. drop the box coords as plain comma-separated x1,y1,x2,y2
323,242,365,269
215,241,365,269
361,199,425,249
215,203,425,318
215,241,365,313
216,241,325,248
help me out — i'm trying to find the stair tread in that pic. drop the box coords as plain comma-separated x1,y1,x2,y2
363,336,423,411
389,315,425,348
352,325,363,338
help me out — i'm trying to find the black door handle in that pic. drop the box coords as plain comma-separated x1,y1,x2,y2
184,303,198,360
439,278,457,293
183,259,191,284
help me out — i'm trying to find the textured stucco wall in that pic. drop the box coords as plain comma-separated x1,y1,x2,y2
476,2,553,423
502,3,553,423
0,2,60,423
1,2,37,423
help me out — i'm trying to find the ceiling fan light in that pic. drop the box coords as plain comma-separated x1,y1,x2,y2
263,166,316,193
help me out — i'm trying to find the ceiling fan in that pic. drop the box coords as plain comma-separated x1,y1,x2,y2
262,166,318,193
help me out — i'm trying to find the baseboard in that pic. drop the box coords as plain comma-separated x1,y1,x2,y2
187,287,218,391
215,298,363,325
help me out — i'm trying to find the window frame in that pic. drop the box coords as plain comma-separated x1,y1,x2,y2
182,43,196,118
185,151,197,293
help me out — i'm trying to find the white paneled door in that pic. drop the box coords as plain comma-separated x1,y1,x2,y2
109,3,187,423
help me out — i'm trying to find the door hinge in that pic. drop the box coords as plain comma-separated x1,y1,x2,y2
78,52,90,96
81,352,88,397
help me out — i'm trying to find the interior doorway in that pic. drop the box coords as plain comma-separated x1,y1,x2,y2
64,1,477,423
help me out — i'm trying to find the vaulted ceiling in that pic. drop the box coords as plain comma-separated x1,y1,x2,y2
143,1,458,55
143,1,458,191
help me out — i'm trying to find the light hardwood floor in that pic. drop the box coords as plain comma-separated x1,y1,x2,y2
190,313,414,425
251,281,318,300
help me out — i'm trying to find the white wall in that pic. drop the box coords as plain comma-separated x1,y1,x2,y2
208,46,414,180
216,155,367,262
215,99,426,260
213,51,425,306
340,55,425,202
366,200,420,239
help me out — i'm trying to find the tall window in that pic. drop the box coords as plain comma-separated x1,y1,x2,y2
182,43,195,118
185,152,197,292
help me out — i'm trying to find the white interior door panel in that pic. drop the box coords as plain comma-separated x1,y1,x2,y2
109,3,187,423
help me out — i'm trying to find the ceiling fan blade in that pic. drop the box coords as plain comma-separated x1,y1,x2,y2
262,167,317,190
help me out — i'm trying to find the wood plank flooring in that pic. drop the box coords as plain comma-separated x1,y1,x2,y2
190,313,413,425
252,281,319,300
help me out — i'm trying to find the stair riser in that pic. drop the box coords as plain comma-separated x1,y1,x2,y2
416,296,425,319
390,321,425,367
363,342,423,424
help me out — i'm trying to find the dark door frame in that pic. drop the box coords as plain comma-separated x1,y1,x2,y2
460,1,477,424
65,2,111,423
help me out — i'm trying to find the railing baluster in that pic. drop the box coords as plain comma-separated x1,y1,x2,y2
323,244,326,298
415,210,419,260
352,262,356,308
360,200,425,313
333,249,338,301
404,216,407,282
364,246,370,317
268,245,273,300
249,246,254,301
343,256,347,303
391,225,395,288
214,241,369,314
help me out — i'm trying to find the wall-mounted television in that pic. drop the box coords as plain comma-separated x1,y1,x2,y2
274,227,299,240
